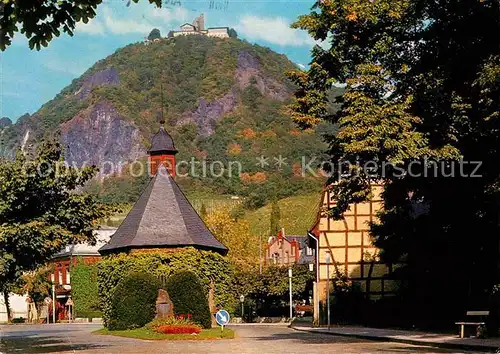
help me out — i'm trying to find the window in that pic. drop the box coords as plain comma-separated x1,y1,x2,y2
66,265,70,285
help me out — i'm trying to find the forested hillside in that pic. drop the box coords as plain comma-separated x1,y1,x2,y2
0,35,337,207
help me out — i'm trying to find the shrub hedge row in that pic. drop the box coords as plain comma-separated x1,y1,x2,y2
97,248,234,328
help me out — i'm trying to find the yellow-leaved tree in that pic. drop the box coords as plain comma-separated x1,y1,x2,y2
205,208,260,268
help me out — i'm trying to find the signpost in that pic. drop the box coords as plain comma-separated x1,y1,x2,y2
215,309,230,335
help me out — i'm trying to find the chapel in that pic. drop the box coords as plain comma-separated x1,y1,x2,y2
99,125,228,255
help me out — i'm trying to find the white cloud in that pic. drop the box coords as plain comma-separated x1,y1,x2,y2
74,4,189,37
102,6,153,35
297,63,306,69
234,15,315,47
75,18,105,35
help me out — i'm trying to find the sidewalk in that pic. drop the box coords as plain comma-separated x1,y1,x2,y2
292,325,500,352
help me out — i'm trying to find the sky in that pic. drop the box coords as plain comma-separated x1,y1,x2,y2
0,0,319,122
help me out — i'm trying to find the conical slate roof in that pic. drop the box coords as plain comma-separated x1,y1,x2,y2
99,165,228,255
149,127,177,153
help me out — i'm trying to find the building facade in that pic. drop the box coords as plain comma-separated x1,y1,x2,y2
265,229,314,266
309,185,396,302
170,14,229,39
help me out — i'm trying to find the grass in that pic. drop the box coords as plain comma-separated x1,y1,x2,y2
246,193,321,236
93,327,235,340
102,192,322,236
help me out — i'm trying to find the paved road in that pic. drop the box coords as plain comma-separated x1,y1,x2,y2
0,324,476,353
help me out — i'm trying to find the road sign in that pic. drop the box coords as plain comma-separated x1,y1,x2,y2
215,309,230,326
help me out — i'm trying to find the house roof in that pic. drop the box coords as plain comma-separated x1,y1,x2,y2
99,164,228,255
149,126,177,153
180,23,195,28
53,228,117,259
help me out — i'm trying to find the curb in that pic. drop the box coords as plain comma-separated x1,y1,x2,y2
291,327,500,353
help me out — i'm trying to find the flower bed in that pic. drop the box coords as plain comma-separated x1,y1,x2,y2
156,324,202,334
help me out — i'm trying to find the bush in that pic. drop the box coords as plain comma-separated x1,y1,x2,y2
166,271,212,329
156,324,201,334
98,250,233,328
71,258,101,318
108,272,161,330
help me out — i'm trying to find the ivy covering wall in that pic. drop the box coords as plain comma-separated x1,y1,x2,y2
97,248,234,327
70,257,102,318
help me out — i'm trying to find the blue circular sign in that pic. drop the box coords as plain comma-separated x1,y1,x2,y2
215,309,230,326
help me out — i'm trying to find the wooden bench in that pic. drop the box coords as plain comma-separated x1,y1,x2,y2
455,311,489,338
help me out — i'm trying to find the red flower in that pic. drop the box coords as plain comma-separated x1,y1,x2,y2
156,325,201,335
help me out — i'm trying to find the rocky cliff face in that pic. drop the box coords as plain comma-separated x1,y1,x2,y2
178,51,292,136
0,117,12,129
75,67,120,100
235,51,289,101
60,101,146,174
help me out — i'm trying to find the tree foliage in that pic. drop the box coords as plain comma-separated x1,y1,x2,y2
11,265,53,306
291,0,500,326
228,28,238,38
147,28,161,40
0,141,110,292
0,0,162,51
205,208,259,267
269,200,281,236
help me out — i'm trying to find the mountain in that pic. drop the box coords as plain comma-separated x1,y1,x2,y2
0,35,334,205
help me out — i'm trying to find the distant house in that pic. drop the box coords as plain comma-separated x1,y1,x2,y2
170,14,229,39
265,228,314,266
49,227,116,300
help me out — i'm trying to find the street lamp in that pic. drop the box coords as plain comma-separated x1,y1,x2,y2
50,273,56,324
288,268,293,320
240,295,245,321
325,253,331,330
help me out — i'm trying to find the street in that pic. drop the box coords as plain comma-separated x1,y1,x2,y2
0,324,477,353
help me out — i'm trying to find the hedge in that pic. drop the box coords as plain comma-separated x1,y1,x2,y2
108,272,160,330
98,248,234,328
166,271,212,328
70,257,101,318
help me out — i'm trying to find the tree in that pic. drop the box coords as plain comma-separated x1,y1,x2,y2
290,0,500,326
147,28,161,41
200,203,208,220
205,208,259,267
0,0,162,51
269,200,281,236
228,28,238,38
0,140,111,293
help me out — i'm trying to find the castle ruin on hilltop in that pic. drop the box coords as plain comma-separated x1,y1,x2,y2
169,14,229,39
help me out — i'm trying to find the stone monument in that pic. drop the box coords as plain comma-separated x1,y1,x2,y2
156,289,174,319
